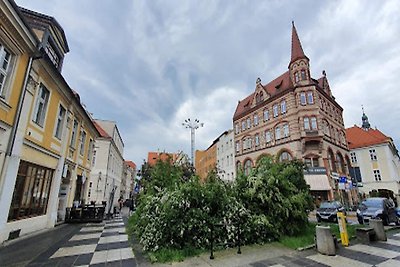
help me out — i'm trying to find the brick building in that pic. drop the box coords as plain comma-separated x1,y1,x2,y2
233,23,357,205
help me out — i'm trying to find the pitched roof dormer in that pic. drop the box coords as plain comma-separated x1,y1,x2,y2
253,77,270,106
19,7,69,72
288,22,310,87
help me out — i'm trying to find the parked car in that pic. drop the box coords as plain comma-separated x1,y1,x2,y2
356,197,399,225
316,201,345,223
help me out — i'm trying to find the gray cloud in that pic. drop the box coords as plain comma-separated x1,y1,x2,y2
17,0,400,166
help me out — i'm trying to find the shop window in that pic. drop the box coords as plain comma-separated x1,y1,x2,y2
8,161,54,221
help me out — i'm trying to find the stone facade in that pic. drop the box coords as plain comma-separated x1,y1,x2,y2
233,23,356,206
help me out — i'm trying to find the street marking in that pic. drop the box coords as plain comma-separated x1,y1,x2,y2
347,244,400,259
376,259,400,266
50,244,97,258
307,254,370,267
384,238,400,247
69,232,102,241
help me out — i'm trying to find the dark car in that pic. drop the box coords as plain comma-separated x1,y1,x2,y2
316,201,345,223
356,197,399,225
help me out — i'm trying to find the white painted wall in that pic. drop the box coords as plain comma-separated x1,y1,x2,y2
216,130,235,182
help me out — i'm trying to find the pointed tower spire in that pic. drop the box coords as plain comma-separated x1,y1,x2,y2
290,21,308,65
361,105,371,130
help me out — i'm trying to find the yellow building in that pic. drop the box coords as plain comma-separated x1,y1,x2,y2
0,3,99,243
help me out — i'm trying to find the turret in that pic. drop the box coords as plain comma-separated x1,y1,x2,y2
288,22,310,86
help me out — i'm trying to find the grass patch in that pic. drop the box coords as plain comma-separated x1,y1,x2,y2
148,247,205,263
279,223,316,249
279,222,363,250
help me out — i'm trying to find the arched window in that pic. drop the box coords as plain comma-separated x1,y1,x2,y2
279,151,292,162
236,161,241,172
328,149,336,172
244,159,253,175
336,153,345,174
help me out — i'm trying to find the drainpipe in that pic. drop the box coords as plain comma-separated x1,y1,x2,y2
6,51,42,156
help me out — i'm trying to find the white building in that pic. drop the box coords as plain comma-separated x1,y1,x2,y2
88,120,124,214
346,112,400,205
122,160,136,200
216,130,235,181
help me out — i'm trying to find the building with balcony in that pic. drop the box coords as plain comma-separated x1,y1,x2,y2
346,111,400,205
233,23,355,205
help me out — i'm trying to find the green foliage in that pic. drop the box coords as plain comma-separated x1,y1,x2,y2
235,155,313,240
130,155,313,262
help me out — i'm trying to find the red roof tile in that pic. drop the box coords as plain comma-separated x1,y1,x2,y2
125,160,136,169
93,120,110,138
290,22,308,64
346,126,390,149
233,71,293,119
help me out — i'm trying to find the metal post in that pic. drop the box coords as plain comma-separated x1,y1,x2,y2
182,118,204,165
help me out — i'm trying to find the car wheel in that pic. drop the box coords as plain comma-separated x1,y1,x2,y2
317,217,321,223
358,219,363,225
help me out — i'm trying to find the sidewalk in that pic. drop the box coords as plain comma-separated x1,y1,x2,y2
0,208,136,267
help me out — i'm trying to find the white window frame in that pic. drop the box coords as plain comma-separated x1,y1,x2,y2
281,100,286,114
32,84,50,127
275,126,281,140
254,114,259,126
70,120,78,147
263,109,269,121
304,117,310,130
350,152,357,163
273,104,279,117
283,123,289,137
247,118,251,129
307,91,314,104
0,44,13,99
300,92,306,105
79,130,86,156
242,121,246,131
373,169,381,181
301,70,306,80
265,130,271,143
311,117,317,130
54,104,66,139
369,149,377,161
255,134,259,146
294,71,300,83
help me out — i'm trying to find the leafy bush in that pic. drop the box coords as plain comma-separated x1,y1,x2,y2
130,155,313,256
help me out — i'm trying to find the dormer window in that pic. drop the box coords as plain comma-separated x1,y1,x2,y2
45,41,60,69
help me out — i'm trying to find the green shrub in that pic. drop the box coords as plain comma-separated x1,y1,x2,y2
130,155,313,259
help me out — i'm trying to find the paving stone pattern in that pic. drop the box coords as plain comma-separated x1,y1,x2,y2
249,233,400,267
27,214,136,267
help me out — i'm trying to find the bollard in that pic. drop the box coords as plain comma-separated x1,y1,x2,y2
370,219,387,241
316,225,336,256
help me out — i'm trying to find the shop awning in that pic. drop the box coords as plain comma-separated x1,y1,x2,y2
304,174,332,191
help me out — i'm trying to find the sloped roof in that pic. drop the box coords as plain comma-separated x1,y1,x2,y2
233,71,293,119
125,160,136,169
346,125,390,149
290,22,308,64
93,120,110,138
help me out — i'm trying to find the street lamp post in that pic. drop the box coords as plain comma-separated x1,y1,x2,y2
182,118,204,165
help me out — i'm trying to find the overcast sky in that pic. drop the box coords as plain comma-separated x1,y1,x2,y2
16,0,400,167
